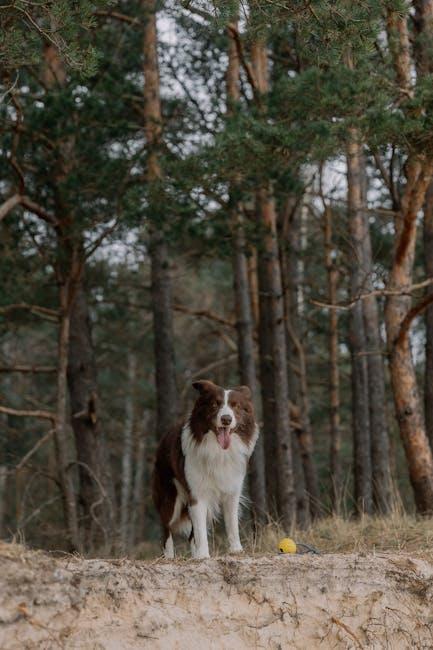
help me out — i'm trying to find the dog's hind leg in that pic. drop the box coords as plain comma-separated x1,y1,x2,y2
163,527,175,559
189,527,195,557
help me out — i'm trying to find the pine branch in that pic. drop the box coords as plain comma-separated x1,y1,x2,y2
173,303,235,328
310,277,433,311
15,429,55,471
0,194,57,226
181,1,214,22
0,365,57,373
0,303,59,321
0,405,56,421
397,293,433,346
93,10,141,26
0,194,21,221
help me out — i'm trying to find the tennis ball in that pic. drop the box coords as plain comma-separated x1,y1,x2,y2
278,537,297,554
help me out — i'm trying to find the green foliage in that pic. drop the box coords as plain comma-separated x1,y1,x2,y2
0,0,112,74
2,0,433,549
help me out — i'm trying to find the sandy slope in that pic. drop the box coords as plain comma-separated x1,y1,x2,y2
1,543,433,649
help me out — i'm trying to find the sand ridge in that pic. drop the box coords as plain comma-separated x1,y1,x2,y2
1,543,433,648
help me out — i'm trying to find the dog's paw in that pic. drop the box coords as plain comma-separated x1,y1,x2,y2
229,544,243,554
192,550,210,560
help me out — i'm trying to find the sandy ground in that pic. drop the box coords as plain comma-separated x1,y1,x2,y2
1,542,433,649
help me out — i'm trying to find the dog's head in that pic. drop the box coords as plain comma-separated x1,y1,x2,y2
190,379,255,449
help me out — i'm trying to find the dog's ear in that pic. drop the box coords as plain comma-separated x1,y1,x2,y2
192,379,217,395
232,385,251,399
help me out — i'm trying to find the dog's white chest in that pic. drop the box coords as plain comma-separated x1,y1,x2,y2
181,425,251,507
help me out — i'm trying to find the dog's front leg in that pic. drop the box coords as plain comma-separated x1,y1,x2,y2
223,491,243,553
189,501,209,559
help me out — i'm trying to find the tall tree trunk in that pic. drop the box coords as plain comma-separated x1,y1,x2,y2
150,236,178,434
129,415,148,547
385,156,433,513
346,135,373,514
355,147,394,512
56,282,80,551
250,35,295,528
385,6,433,513
323,204,342,510
120,352,136,552
257,274,279,514
45,40,108,551
247,250,260,327
255,187,295,528
143,0,178,436
227,12,267,524
67,280,115,552
0,466,7,538
423,184,433,449
413,0,433,78
290,422,309,529
233,220,267,522
360,212,393,513
43,42,81,551
280,201,319,521
415,4,433,451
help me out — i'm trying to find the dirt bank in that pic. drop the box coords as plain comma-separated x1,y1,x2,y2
1,542,433,648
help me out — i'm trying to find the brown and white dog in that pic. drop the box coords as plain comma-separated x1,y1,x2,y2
152,380,259,559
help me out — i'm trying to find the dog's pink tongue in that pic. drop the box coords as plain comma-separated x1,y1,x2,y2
217,428,231,450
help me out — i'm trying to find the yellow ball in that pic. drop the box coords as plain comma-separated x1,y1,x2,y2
278,537,297,554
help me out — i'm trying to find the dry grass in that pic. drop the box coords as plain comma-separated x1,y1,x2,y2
135,511,433,560
0,541,28,560
244,512,433,558
8,512,433,562
133,509,433,559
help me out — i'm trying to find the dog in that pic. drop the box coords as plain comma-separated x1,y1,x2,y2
152,379,259,559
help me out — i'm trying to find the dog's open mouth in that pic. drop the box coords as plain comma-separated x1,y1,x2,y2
216,426,231,450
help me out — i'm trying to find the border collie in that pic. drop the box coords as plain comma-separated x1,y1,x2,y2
152,379,259,559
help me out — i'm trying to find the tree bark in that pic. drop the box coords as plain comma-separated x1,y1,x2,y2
120,352,136,552
247,249,260,328
323,204,342,510
256,187,295,528
415,1,433,451
355,146,393,513
233,220,267,522
291,428,309,529
346,135,373,515
257,275,279,514
129,416,148,547
150,236,178,434
0,466,7,538
413,0,433,78
143,0,178,436
42,41,81,551
280,201,319,521
227,11,267,524
44,40,116,552
424,184,433,450
67,280,115,552
360,216,393,514
384,5,433,513
250,35,295,528
385,156,433,513
56,283,81,551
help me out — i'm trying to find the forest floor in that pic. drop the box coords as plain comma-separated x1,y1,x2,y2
2,534,433,649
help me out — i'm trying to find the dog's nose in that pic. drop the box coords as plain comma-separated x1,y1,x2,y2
221,414,232,426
